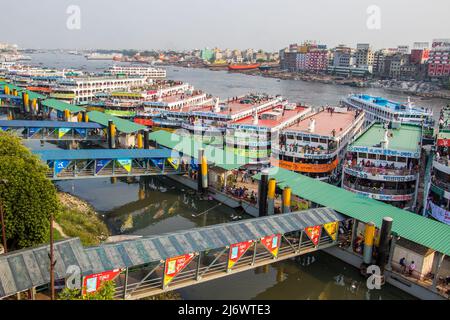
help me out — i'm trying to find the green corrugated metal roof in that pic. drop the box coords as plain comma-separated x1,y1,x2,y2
149,130,249,170
26,91,47,100
437,130,450,140
41,98,85,113
351,123,422,153
87,110,145,133
253,167,450,255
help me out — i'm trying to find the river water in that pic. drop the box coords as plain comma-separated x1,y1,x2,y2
26,52,422,299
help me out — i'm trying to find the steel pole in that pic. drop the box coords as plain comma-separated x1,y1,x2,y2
50,214,55,300
0,202,7,253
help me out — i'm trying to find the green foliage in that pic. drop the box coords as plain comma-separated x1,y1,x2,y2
58,280,116,300
0,131,60,249
57,207,108,246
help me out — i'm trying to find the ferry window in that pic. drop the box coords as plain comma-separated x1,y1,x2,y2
397,157,406,163
379,155,387,161
319,138,327,143
387,156,396,162
287,135,294,140
311,137,319,143
296,135,303,141
303,137,311,142
358,153,367,158
368,154,377,160
285,156,293,162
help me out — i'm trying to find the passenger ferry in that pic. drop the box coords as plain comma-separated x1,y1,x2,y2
272,106,365,184
342,122,422,210
424,106,450,225
225,98,311,168
342,94,433,127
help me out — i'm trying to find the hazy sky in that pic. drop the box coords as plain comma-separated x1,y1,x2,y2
2,0,449,51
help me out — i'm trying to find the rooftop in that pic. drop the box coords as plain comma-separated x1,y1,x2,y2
41,98,85,114
350,123,422,154
232,105,309,129
87,110,146,133
284,109,358,137
352,94,431,116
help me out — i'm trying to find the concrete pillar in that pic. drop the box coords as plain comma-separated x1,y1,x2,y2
258,171,269,217
197,149,204,192
143,129,150,149
376,217,393,276
282,187,291,213
267,178,276,215
108,120,116,149
431,252,445,292
363,222,375,264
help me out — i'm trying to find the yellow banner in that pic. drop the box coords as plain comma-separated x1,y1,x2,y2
323,222,338,241
276,158,338,173
167,157,179,170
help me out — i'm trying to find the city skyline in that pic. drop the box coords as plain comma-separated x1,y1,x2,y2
1,0,450,51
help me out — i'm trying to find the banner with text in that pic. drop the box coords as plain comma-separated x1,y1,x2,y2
323,222,338,241
151,158,165,171
82,269,122,296
228,240,253,270
164,253,195,287
58,128,70,139
167,157,179,170
95,159,111,174
305,226,322,246
54,160,71,175
117,159,132,173
261,234,281,258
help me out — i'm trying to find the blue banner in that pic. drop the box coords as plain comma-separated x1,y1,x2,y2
1,127,8,131
95,159,111,174
28,127,41,137
54,160,71,175
190,158,199,171
151,158,165,170
75,128,87,136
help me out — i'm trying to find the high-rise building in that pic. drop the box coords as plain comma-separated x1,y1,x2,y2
428,39,450,77
355,43,374,68
332,45,355,67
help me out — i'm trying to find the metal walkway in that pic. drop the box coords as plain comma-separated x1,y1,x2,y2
0,207,344,299
0,120,106,141
32,149,183,180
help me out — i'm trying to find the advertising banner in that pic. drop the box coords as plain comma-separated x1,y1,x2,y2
28,127,41,137
190,158,199,171
278,159,338,173
305,225,322,246
74,128,87,136
428,201,450,225
151,158,165,170
163,253,195,287
323,222,338,241
227,240,253,270
167,157,179,170
95,159,111,174
260,234,281,258
54,160,71,175
82,269,122,296
117,159,132,172
58,128,70,139
437,139,450,147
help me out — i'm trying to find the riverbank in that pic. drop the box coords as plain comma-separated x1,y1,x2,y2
163,62,450,100
56,191,109,246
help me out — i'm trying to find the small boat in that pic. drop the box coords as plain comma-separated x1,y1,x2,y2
228,63,260,71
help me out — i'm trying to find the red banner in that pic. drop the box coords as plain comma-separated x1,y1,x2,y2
163,253,195,286
82,269,122,295
305,226,322,246
260,234,281,257
437,139,450,147
228,240,253,270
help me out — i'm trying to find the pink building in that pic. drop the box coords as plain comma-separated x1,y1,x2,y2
307,49,329,72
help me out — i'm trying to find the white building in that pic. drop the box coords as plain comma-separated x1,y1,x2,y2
108,65,166,80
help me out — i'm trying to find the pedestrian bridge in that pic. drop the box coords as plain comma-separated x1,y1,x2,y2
0,120,106,141
0,207,345,299
32,149,183,180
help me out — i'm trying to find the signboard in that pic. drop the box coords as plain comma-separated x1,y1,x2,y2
428,201,450,225
74,128,87,136
167,157,179,170
95,159,111,174
323,222,338,241
163,253,195,287
28,127,41,137
278,159,338,173
348,146,419,159
343,186,413,201
117,159,132,172
437,139,450,147
150,158,165,170
54,160,71,175
260,234,281,258
305,225,322,246
82,269,122,296
58,128,70,139
228,240,253,270
344,167,416,182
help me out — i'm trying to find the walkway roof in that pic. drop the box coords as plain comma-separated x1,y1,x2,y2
87,110,146,134
33,148,173,161
0,120,103,129
0,207,342,297
253,167,450,256
149,130,249,171
41,98,85,114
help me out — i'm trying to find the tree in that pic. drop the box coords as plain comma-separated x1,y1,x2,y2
58,280,116,300
0,131,60,249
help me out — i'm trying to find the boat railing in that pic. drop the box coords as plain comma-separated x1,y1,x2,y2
431,175,450,191
343,181,415,195
344,164,417,176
